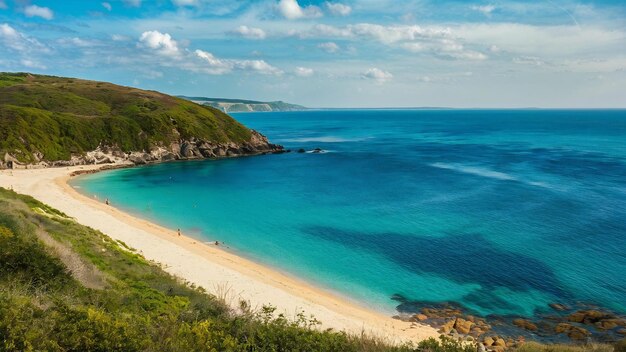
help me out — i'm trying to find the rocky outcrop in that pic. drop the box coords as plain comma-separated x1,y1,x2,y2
555,323,590,340
393,295,626,347
512,319,538,332
2,130,286,169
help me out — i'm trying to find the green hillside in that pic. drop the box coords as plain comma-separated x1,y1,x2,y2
0,73,258,165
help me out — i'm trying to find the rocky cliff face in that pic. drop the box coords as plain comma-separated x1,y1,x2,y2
2,130,286,169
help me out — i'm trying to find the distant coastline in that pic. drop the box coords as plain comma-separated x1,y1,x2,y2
178,95,308,113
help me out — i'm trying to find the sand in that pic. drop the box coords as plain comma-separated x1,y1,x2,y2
0,164,438,345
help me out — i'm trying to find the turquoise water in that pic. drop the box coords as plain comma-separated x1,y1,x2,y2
73,109,626,320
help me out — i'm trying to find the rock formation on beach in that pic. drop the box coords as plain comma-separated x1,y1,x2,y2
35,129,285,168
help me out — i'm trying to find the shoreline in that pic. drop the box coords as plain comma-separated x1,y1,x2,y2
0,164,438,345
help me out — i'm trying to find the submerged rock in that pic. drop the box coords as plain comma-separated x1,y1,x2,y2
549,303,569,311
568,310,614,324
555,323,590,340
513,319,538,332
596,319,626,330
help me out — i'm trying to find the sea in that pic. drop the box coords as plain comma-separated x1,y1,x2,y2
72,109,626,327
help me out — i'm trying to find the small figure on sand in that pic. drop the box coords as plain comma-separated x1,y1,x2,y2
215,241,219,246
177,229,181,237
105,198,109,205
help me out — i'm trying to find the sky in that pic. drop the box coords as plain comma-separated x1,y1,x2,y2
0,0,625,108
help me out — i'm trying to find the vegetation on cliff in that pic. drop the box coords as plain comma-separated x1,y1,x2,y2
0,73,258,165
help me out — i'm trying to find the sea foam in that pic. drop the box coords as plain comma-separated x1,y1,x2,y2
430,162,552,189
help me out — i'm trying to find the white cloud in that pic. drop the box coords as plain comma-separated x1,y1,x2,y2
112,34,130,41
193,49,232,74
237,60,283,75
456,23,625,57
513,56,546,66
123,0,141,7
294,67,314,77
401,42,425,52
297,23,486,61
0,23,20,45
0,23,47,53
134,31,283,76
297,23,452,44
277,0,322,20
102,2,112,11
194,49,283,75
142,70,163,79
230,25,267,40
24,5,54,20
445,51,487,61
139,30,180,58
349,24,452,44
326,2,351,16
362,68,392,83
318,41,339,53
0,23,49,69
564,57,626,73
297,22,625,63
471,4,496,16
58,37,98,47
172,0,198,7
20,59,46,69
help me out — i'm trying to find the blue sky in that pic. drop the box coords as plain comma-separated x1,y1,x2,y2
1,0,625,107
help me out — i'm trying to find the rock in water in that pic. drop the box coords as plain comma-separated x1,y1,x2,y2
454,318,473,334
513,318,538,331
549,303,569,311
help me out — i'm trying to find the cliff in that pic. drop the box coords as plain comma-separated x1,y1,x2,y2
179,96,307,113
0,73,285,169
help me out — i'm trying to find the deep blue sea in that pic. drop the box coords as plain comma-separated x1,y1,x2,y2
73,109,626,321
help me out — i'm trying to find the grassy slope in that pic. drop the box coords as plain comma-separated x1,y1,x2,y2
0,73,252,163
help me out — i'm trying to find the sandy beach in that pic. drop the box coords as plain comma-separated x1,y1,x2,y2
0,164,438,345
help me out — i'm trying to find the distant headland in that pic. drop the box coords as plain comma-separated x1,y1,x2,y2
178,96,308,113
0,72,285,169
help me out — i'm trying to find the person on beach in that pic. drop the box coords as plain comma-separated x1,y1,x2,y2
105,198,109,205
177,229,181,237
215,241,219,246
